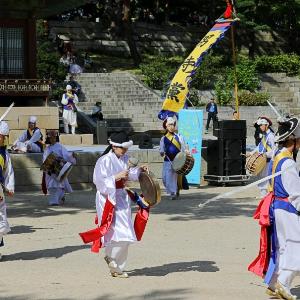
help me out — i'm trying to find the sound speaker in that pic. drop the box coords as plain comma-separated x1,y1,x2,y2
206,138,246,176
206,139,220,175
213,120,247,139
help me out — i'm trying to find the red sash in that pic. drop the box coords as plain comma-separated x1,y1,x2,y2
79,186,150,253
248,192,289,277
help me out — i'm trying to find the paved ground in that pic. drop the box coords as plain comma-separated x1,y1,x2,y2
1,184,300,300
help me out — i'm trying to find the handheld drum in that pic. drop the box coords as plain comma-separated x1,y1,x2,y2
138,171,161,206
41,152,73,182
172,152,195,175
246,152,267,176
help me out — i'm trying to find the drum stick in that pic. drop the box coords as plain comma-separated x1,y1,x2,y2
267,100,284,121
198,163,294,210
0,102,14,122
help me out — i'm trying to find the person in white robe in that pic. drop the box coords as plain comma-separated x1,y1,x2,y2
61,85,78,135
252,116,275,196
0,121,15,261
159,117,187,200
42,130,76,206
249,117,300,300
12,116,44,153
80,132,149,278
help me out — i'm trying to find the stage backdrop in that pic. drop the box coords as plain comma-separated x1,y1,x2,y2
178,109,203,185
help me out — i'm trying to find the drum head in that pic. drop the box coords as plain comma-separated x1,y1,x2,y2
139,171,161,206
40,152,57,171
172,152,186,171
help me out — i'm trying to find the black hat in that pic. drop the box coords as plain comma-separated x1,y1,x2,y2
108,132,133,148
275,117,299,142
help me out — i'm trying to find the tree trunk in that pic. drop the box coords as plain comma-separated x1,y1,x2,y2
165,0,170,23
122,0,141,66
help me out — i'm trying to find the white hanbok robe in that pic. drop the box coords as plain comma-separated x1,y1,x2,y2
0,150,15,245
159,133,186,195
43,143,76,205
61,93,78,127
14,128,43,153
93,150,141,247
274,156,300,273
254,129,275,196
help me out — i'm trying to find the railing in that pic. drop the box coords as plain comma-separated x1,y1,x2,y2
0,79,51,96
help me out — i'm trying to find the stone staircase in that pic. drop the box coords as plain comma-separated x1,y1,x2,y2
260,73,300,116
76,72,162,133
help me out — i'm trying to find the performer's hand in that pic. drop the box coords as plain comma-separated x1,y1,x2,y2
7,191,14,197
160,152,165,157
136,195,150,209
115,170,129,181
140,165,149,173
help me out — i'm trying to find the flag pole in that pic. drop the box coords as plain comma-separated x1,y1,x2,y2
229,0,239,119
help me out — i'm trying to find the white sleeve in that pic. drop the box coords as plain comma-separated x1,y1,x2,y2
93,156,116,202
281,159,300,211
4,154,14,192
178,134,186,152
61,94,68,105
17,130,27,143
27,129,42,144
159,137,165,155
128,166,141,182
73,94,79,104
43,148,49,162
265,133,275,158
60,145,76,165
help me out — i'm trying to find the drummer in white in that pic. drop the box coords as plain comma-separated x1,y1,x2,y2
252,116,275,196
159,117,187,200
79,132,150,278
42,130,76,206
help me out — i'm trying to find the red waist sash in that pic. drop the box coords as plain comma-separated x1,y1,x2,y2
79,188,149,253
248,192,288,277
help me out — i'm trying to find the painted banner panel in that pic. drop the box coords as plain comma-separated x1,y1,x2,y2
178,109,203,185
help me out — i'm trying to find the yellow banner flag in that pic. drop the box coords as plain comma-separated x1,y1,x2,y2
160,19,236,118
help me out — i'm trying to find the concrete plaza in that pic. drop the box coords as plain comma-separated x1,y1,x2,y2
1,185,300,300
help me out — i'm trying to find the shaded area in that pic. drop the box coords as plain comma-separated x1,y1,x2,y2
9,225,52,235
292,285,300,297
0,288,193,300
7,191,96,219
147,192,257,221
128,260,219,277
2,245,89,261
93,289,193,300
8,188,257,222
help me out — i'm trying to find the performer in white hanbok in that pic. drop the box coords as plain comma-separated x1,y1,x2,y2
42,130,76,206
61,85,78,135
252,116,275,196
249,117,300,300
0,121,15,261
12,116,44,153
79,132,150,278
159,117,188,200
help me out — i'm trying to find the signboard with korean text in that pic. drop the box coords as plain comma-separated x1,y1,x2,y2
178,109,203,185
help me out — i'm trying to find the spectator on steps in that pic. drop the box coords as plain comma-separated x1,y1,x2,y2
205,98,218,134
91,101,104,122
61,85,78,135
